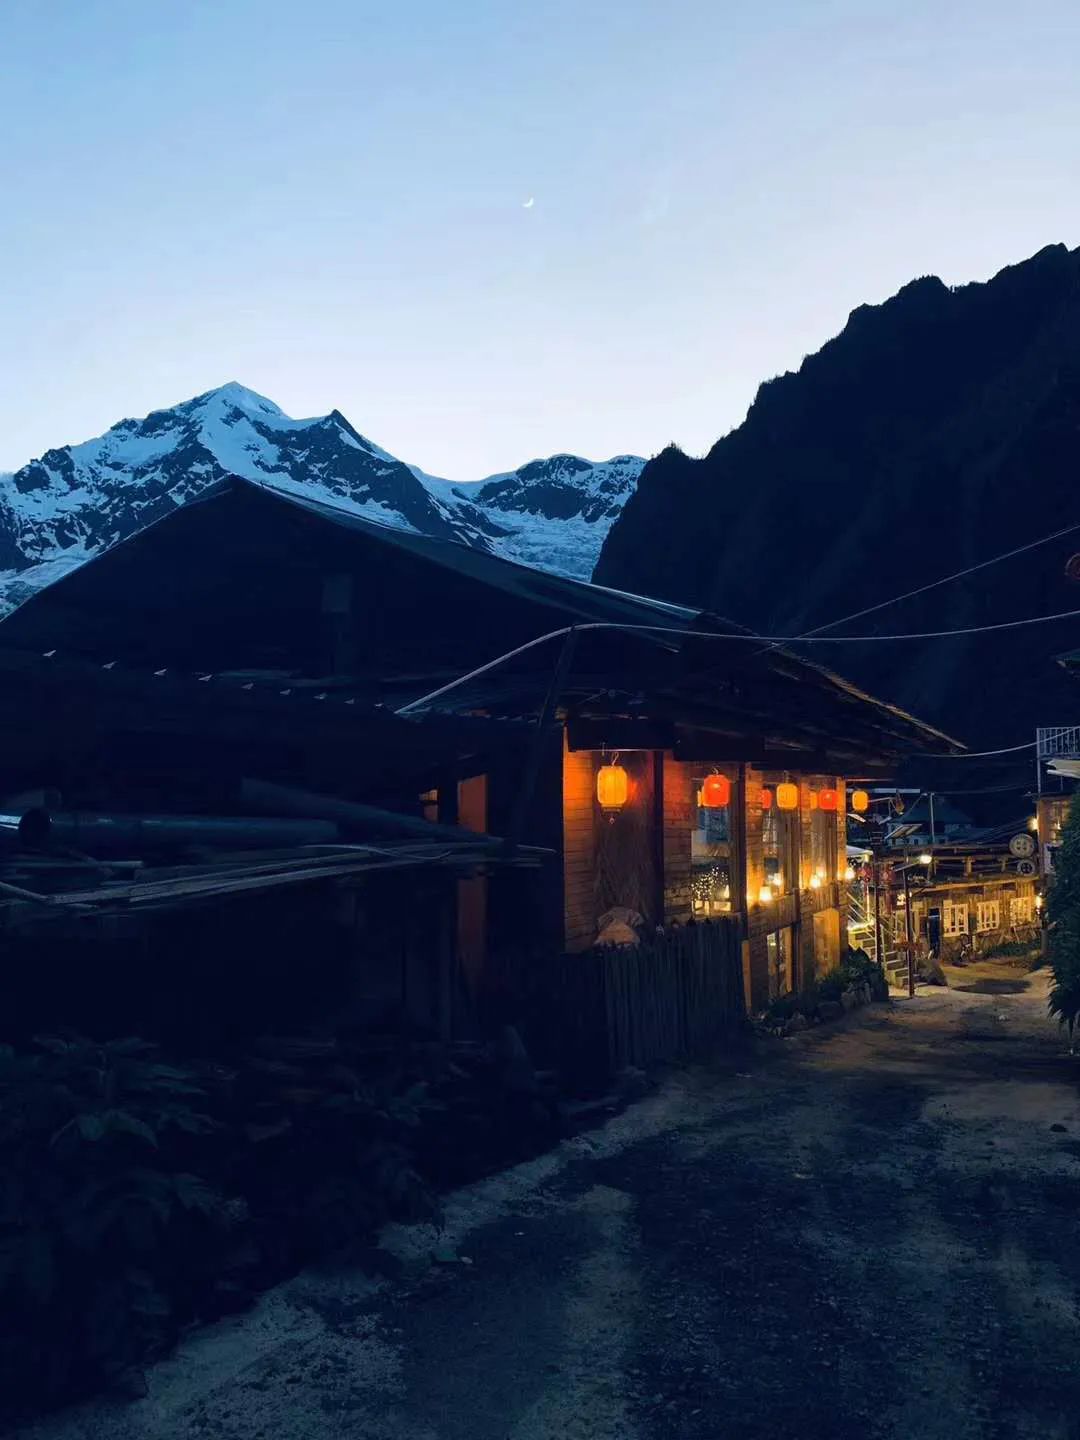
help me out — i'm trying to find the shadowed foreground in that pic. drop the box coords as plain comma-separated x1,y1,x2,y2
16,961,1080,1440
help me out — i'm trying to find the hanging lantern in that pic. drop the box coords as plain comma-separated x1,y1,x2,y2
761,788,773,810
596,761,629,811
701,773,731,808
819,788,838,812
851,789,870,813
776,782,799,811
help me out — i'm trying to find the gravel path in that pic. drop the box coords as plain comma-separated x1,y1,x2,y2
16,960,1080,1440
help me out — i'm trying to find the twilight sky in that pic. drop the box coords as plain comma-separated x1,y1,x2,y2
2,0,1080,479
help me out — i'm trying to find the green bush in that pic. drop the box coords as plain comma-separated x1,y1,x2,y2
0,1034,436,1423
816,967,845,1003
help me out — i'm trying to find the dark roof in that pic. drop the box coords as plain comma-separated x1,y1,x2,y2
0,476,962,764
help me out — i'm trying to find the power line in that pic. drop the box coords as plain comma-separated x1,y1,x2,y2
397,607,1080,714
792,521,1080,642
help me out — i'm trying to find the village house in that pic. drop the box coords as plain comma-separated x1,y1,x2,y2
0,477,959,1073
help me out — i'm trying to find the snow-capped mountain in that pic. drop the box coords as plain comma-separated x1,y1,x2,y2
416,453,645,578
0,385,644,613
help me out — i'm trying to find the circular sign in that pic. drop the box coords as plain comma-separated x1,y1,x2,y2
1009,833,1036,858
1015,858,1037,877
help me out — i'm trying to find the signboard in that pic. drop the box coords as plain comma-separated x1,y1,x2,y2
1015,859,1037,877
1009,833,1036,859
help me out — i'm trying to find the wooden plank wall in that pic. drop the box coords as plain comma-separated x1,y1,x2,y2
662,753,693,923
563,737,597,952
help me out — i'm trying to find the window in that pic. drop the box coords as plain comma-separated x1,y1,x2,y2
809,790,839,885
691,773,736,915
976,900,1001,933
767,927,794,1000
943,901,969,938
1011,893,1035,924
762,789,798,895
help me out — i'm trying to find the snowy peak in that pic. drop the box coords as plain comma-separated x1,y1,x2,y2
0,386,645,612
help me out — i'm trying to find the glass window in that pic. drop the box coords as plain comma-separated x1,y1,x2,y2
809,799,838,885
762,793,797,895
943,901,969,937
976,900,1001,933
691,773,735,915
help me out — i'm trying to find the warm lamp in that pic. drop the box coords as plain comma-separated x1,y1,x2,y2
701,773,731,808
761,788,773,810
819,789,838,812
776,782,799,811
596,762,629,811
851,789,870,813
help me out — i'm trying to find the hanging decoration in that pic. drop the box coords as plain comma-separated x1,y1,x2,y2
776,782,799,811
596,756,629,811
851,789,870,813
700,772,731,809
818,788,838,812
761,788,773,810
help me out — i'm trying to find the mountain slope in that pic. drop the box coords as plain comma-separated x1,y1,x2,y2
594,242,1080,747
417,453,644,577
0,386,643,611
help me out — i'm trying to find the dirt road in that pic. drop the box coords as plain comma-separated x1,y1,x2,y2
18,961,1080,1440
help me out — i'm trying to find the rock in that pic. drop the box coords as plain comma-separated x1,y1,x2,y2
819,1001,844,1022
840,988,859,1011
1051,1122,1068,1133
784,1013,809,1035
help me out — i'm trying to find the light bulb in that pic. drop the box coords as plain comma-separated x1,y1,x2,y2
843,866,855,882
809,874,822,890
919,852,933,866
758,884,774,904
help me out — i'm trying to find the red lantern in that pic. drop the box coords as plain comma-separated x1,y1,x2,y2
819,788,838,812
701,773,731,808
761,788,773,810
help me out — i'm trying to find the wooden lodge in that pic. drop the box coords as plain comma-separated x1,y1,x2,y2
0,477,959,1074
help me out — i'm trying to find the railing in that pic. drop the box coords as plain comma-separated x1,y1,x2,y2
1037,726,1080,759
510,919,746,1088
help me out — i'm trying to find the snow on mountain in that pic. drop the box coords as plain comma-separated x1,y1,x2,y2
415,454,645,579
0,385,643,614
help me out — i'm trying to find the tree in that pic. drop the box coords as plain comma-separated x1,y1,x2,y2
1047,795,1080,1045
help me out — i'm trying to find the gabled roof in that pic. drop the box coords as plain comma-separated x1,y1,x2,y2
0,475,962,764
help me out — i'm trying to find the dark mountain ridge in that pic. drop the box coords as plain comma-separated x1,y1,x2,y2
595,243,1080,750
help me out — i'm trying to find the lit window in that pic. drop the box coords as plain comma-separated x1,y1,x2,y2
943,902,968,938
691,773,735,915
976,900,1001,933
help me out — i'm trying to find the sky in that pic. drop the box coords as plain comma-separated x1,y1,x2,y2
2,0,1080,480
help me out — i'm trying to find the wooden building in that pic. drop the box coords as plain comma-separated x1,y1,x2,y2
0,477,959,1067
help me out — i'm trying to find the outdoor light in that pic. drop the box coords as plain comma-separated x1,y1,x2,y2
596,761,629,811
758,884,774,904
761,788,773,810
851,789,870,813
1028,816,1039,832
1036,895,1044,911
700,772,731,808
819,788,838,812
843,865,855,882
918,852,933,866
809,874,822,890
776,782,799,811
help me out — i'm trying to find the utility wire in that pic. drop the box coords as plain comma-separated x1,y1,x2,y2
790,521,1080,642
396,607,1080,715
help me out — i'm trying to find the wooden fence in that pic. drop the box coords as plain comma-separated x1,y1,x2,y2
509,919,746,1089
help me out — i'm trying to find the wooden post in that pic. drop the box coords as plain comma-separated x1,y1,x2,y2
904,864,915,998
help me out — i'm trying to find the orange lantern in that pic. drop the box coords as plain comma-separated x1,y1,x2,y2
596,762,628,811
761,788,773,810
819,788,838,812
701,773,731,808
776,782,799,811
851,789,869,813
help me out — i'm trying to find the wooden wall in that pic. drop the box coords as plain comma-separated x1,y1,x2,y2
662,753,694,923
563,738,597,953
